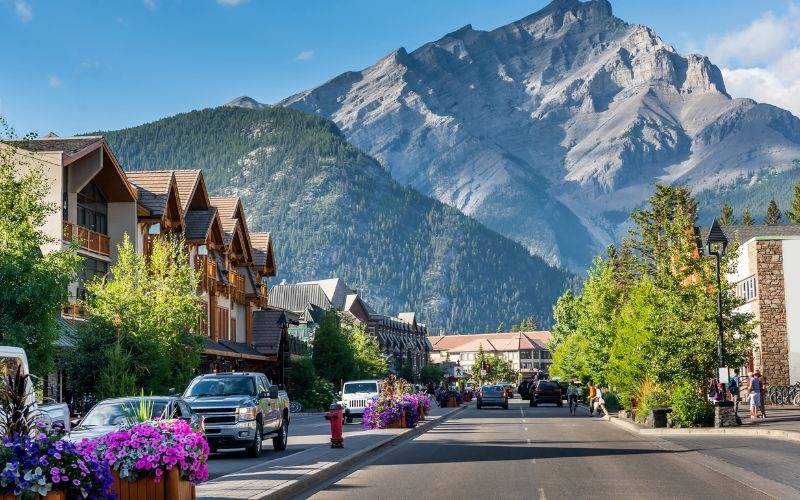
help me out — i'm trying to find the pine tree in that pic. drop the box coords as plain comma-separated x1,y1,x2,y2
742,208,754,226
764,199,783,225
786,181,800,223
719,203,735,225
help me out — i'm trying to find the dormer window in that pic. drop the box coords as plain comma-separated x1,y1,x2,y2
77,180,108,235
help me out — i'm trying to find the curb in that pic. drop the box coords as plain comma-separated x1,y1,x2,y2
607,416,800,442
261,404,470,499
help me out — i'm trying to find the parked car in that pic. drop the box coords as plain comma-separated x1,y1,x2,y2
67,396,203,442
518,379,534,400
477,385,508,410
339,380,381,423
183,372,289,457
0,346,71,432
530,380,563,407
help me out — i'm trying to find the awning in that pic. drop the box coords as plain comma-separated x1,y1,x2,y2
203,338,271,362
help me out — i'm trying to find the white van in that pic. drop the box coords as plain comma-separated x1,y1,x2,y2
339,380,381,423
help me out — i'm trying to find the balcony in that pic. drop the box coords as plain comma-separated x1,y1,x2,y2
63,221,110,256
258,283,269,308
229,270,246,304
197,257,218,291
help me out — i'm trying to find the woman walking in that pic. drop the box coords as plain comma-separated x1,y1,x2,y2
749,371,763,419
567,379,580,416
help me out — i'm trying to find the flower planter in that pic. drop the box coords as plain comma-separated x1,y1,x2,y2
418,404,426,421
112,468,196,500
1,493,65,500
446,396,458,407
385,411,407,429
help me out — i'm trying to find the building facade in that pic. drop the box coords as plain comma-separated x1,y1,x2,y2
716,224,800,385
428,331,552,378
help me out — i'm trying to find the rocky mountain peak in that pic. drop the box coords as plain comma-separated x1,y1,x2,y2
225,96,267,109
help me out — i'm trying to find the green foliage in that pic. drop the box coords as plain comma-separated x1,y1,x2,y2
669,380,714,427
122,389,155,425
764,199,783,225
397,359,415,383
510,317,538,332
288,357,336,411
97,340,136,400
719,203,735,225
312,311,356,387
633,379,670,424
742,208,754,226
787,181,800,223
100,106,573,332
469,348,515,384
66,236,202,397
0,119,80,377
548,289,578,351
343,318,387,379
418,364,444,385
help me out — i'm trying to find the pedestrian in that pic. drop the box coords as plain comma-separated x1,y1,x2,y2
594,385,609,417
757,371,767,418
729,369,741,419
707,378,722,403
587,380,597,416
749,371,763,419
566,379,579,416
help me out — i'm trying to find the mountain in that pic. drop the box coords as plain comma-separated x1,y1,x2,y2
100,106,574,332
282,0,800,271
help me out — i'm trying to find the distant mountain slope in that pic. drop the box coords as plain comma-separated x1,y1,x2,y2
281,0,800,271
100,106,573,332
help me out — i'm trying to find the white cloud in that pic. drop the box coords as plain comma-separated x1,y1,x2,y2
48,75,62,88
296,50,314,61
702,3,800,116
217,0,246,6
142,0,156,9
14,0,32,22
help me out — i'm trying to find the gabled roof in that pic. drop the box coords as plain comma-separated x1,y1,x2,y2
125,171,179,218
173,170,210,215
7,136,103,155
252,309,291,356
250,232,276,275
296,278,354,310
184,209,218,241
269,283,332,314
209,196,253,263
428,331,551,352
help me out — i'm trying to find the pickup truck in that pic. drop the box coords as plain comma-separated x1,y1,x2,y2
0,346,71,432
183,372,289,457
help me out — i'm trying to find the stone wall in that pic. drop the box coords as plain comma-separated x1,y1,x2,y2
756,241,790,385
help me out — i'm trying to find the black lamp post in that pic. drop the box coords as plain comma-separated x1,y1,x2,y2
706,219,729,384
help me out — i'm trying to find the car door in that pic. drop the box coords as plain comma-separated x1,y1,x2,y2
257,376,276,428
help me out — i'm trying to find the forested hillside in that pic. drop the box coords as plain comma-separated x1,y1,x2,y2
99,106,573,332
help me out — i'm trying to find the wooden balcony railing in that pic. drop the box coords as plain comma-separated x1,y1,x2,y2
229,270,246,304
196,257,218,291
63,221,110,256
258,283,269,308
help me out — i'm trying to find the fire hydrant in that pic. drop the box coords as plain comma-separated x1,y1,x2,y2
324,403,344,448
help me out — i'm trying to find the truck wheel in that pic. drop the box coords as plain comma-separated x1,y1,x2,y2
246,422,263,458
273,420,288,451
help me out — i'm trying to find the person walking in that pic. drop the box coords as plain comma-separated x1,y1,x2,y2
587,381,597,416
566,379,580,416
757,371,767,418
729,369,741,419
749,371,763,419
594,385,609,417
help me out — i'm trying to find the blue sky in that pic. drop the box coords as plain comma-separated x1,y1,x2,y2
3,0,799,136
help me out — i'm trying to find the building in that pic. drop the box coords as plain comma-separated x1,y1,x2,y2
269,278,430,374
428,331,552,378
708,224,800,385
7,137,290,395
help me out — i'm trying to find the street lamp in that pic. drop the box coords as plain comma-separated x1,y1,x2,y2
706,219,729,384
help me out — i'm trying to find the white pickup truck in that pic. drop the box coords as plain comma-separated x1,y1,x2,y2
0,346,71,432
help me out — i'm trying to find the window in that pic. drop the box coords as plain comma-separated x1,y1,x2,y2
520,350,532,359
521,362,531,369
541,350,552,360
735,276,757,303
77,181,108,234
77,257,109,299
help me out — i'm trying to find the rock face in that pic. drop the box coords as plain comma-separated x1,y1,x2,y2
282,0,800,271
226,96,269,109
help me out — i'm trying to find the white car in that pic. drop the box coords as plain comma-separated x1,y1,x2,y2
339,380,381,423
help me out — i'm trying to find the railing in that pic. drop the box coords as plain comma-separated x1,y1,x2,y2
63,221,110,256
196,257,218,291
229,270,246,304
258,283,269,308
766,384,800,406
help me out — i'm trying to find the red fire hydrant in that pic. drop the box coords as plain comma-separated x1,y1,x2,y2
324,403,344,448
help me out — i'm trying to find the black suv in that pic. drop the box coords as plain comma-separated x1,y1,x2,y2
529,380,563,407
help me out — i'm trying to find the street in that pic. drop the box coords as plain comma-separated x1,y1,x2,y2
303,400,799,499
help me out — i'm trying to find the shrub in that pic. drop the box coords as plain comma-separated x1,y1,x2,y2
633,379,670,424
603,391,620,412
670,381,714,427
296,377,336,411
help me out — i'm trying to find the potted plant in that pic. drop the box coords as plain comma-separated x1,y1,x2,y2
78,419,209,500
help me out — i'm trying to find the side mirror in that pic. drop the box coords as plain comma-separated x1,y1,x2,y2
168,388,176,396
268,386,279,399
337,391,342,398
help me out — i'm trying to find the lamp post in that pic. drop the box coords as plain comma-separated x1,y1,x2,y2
706,219,729,390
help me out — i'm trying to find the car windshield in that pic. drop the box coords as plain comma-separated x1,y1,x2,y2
344,383,378,394
80,400,168,427
186,376,256,397
538,382,559,390
482,386,502,395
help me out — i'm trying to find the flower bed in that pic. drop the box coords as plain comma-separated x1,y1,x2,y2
363,375,433,430
0,430,114,499
78,419,209,485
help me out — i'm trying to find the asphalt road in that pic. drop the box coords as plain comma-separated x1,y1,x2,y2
207,413,364,480
305,400,796,500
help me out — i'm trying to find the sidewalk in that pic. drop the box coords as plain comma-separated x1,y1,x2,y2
198,403,468,499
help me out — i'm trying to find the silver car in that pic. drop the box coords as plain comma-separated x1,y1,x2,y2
477,385,509,410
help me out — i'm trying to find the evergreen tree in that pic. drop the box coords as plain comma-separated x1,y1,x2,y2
511,316,538,332
97,340,137,399
719,202,735,225
742,208,754,226
0,118,80,377
786,181,800,223
764,199,783,225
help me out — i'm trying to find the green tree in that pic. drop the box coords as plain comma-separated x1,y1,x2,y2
511,316,538,332
397,358,416,383
764,199,782,225
342,318,387,379
786,181,800,223
719,202,735,225
68,235,202,396
548,289,578,351
742,207,754,226
0,119,80,377
288,356,335,411
312,311,356,388
419,364,444,385
97,340,137,399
